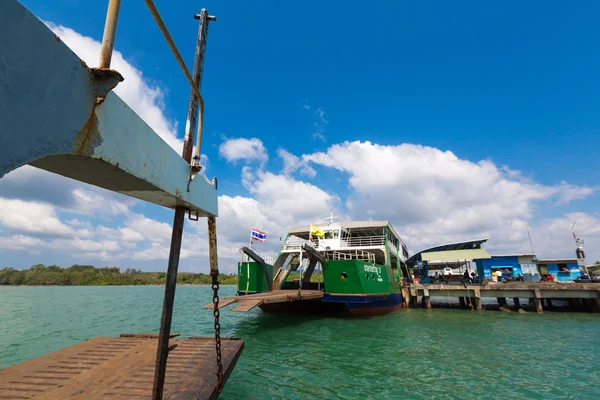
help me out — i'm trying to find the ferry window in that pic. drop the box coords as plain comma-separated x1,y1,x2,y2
371,273,376,279
334,230,339,239
340,272,347,280
365,273,369,280
538,264,549,276
324,231,333,239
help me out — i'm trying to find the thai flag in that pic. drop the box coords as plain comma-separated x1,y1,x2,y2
251,228,267,242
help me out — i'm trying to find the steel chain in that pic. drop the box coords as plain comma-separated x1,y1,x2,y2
211,271,223,393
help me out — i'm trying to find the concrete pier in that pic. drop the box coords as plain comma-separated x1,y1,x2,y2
405,282,600,313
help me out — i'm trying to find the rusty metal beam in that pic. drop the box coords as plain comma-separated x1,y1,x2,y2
152,10,213,400
98,0,122,68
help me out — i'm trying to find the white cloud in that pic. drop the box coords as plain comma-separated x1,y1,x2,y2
126,213,173,244
303,104,328,142
0,198,73,236
312,132,327,142
277,148,316,177
0,235,49,252
304,141,596,259
245,171,335,227
119,227,145,242
219,138,268,164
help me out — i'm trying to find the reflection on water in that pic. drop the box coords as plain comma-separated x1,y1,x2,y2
1,286,599,399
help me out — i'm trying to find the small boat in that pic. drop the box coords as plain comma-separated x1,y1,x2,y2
211,214,411,316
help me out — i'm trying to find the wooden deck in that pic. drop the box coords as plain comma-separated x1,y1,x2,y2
204,290,324,312
0,334,243,400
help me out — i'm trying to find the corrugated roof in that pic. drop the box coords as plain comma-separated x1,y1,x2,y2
491,254,536,258
421,248,491,262
407,238,489,264
535,258,578,264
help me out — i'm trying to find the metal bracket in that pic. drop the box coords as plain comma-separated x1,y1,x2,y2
188,209,199,221
187,155,203,192
91,67,124,104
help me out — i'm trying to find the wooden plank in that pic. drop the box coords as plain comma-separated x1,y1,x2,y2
205,290,324,310
231,299,263,312
119,333,179,338
0,336,243,400
202,297,237,309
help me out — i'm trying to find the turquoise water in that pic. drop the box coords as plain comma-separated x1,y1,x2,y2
1,286,599,399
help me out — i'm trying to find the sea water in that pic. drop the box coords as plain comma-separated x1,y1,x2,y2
1,286,599,399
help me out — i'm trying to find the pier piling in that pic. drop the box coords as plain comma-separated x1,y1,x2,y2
513,298,520,309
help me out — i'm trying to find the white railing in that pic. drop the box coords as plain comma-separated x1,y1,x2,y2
283,237,308,252
283,235,387,252
346,236,385,247
328,250,376,264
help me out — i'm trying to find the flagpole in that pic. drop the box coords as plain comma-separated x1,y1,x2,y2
246,228,252,295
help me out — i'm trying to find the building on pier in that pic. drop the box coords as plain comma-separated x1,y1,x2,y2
407,239,491,280
474,255,538,281
535,258,580,282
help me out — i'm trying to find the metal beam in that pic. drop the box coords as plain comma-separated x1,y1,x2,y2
0,1,217,216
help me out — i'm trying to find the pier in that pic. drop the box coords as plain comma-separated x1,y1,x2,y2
0,334,243,400
404,282,600,312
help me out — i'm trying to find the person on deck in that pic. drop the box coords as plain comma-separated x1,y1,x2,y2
463,270,471,283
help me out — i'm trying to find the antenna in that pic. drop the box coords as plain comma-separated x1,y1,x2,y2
571,219,592,277
525,224,535,256
325,209,337,225
582,220,597,232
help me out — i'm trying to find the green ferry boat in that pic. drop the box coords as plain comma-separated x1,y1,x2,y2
234,217,410,316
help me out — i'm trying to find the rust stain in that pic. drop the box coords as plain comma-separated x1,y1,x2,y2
175,188,182,198
80,59,88,69
115,162,120,168
53,33,61,43
74,105,100,156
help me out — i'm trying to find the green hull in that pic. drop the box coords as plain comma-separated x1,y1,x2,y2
323,259,400,295
237,261,273,293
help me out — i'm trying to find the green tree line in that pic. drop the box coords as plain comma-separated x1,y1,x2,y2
0,264,238,286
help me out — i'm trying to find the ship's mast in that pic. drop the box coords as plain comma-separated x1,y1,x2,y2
326,209,337,226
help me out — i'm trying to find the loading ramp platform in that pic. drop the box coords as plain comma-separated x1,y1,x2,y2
204,290,324,312
0,334,243,400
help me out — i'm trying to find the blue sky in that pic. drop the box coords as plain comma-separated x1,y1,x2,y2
1,0,598,271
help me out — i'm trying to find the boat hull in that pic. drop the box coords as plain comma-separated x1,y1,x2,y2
256,293,403,316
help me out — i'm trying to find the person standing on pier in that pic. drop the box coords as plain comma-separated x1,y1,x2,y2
463,270,471,283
